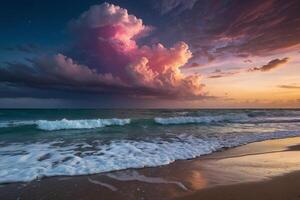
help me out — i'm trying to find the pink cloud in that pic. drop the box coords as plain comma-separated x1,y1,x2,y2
127,42,205,97
70,3,152,52
1,3,205,99
68,3,205,98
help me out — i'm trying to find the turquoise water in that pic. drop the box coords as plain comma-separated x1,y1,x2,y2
0,109,300,183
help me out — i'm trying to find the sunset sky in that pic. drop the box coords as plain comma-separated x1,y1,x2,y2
0,0,299,108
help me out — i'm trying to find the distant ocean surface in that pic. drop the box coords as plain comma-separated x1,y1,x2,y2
1,109,300,183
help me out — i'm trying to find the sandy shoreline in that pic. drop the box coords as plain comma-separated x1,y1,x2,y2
176,171,300,200
1,137,300,200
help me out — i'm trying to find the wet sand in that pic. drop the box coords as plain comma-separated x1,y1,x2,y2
1,137,300,200
176,171,300,200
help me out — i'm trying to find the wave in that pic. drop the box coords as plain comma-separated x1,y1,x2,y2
0,120,36,128
247,110,300,118
1,115,300,130
1,130,300,183
239,117,300,124
154,114,248,125
36,118,131,131
154,115,300,125
0,118,131,130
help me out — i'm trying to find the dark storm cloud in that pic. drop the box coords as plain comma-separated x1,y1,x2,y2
0,54,127,95
157,0,300,64
249,57,289,72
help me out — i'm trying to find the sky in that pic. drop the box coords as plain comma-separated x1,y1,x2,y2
0,0,300,108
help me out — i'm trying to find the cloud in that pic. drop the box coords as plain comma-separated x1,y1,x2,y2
0,3,205,100
187,62,204,68
127,42,204,97
278,84,300,89
151,0,198,15
69,3,152,53
69,3,206,98
204,57,290,79
208,69,240,79
244,59,252,63
248,57,289,72
0,54,125,89
155,0,300,64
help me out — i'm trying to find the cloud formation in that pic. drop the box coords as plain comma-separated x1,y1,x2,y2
249,57,289,72
208,70,240,79
0,54,124,88
70,3,152,53
278,84,300,89
152,0,198,15
207,57,290,79
0,3,204,99
156,0,300,66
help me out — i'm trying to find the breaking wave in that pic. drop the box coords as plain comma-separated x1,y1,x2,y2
0,118,131,130
154,115,300,125
154,114,247,125
0,130,300,183
36,118,131,131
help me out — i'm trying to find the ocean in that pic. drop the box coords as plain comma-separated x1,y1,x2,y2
0,109,300,184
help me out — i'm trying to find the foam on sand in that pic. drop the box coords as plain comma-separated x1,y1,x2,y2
88,178,118,191
106,171,188,190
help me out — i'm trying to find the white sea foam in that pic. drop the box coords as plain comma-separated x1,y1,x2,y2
106,171,188,190
0,130,300,184
0,123,8,128
36,118,131,130
0,118,131,130
1,115,299,130
88,178,117,191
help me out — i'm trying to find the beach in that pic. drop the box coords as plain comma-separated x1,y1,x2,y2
1,0,300,198
1,136,300,200
1,0,299,198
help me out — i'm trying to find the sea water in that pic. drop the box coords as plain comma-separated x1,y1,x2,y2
0,109,300,183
